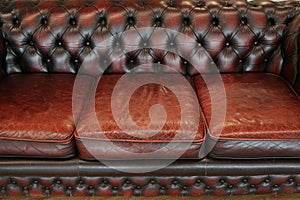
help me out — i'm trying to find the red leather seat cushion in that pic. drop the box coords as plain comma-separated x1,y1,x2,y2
0,74,89,158
194,73,300,158
75,74,205,160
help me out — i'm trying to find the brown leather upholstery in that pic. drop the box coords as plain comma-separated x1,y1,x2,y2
75,74,204,159
0,0,299,196
194,73,300,158
1,157,300,196
0,0,298,76
0,74,91,158
282,14,300,95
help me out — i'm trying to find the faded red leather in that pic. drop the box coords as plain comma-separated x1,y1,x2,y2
194,73,300,158
75,74,204,159
0,74,90,158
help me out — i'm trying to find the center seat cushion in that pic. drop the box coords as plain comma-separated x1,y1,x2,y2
194,73,300,159
0,74,91,158
75,74,205,160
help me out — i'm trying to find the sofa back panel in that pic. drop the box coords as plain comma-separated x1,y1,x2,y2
0,0,298,75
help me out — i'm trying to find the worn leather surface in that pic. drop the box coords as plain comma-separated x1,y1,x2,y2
0,0,298,76
282,13,300,95
0,74,91,158
194,73,300,158
75,74,204,159
0,157,300,196
0,174,299,196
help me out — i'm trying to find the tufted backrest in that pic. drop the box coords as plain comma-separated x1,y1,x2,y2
0,0,299,75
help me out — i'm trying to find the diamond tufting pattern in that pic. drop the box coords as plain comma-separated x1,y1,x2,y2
0,0,299,76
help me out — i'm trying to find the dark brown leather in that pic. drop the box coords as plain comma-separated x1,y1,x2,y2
0,157,300,196
75,74,204,159
0,74,91,158
194,73,300,158
282,14,300,95
0,0,298,76
0,31,5,80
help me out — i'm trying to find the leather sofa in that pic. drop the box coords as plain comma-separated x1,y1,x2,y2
0,0,300,196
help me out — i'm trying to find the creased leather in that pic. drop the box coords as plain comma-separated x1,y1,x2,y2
0,74,92,158
0,0,298,76
75,74,204,159
194,73,300,158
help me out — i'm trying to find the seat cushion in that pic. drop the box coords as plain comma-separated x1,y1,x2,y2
0,74,90,158
75,74,205,160
194,73,300,159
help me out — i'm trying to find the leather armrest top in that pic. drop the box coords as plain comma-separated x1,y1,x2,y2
282,14,300,95
0,32,6,80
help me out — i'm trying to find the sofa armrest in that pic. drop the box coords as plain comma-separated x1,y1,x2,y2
282,14,300,95
0,32,6,81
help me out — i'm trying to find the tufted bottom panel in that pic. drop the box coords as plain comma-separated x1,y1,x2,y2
1,157,300,196
0,175,300,196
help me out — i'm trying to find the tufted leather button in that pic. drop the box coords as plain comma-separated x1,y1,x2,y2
268,17,275,26
172,180,178,185
74,58,79,63
195,1,205,7
1,186,5,190
69,17,76,26
150,179,156,184
56,180,61,184
228,185,233,189
78,180,84,184
182,186,187,190
223,1,232,7
196,179,201,184
33,180,38,184
103,180,108,184
183,60,188,65
288,178,294,183
225,42,230,47
211,17,219,26
273,184,278,188
99,15,106,26
46,58,51,63
205,186,210,190
57,40,63,47
85,40,91,46
160,186,166,190
127,16,135,25
88,185,94,190
167,0,176,7
11,181,16,184
250,184,255,188
125,180,130,184
239,59,243,63
113,186,118,190
154,16,162,26
41,17,48,25
243,179,248,183
135,186,141,189
241,17,248,25
29,40,34,46
182,16,190,26
264,58,268,62
12,17,19,25
254,40,259,46
220,179,225,184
